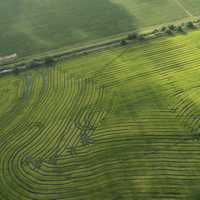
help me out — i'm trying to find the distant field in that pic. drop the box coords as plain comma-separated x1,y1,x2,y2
1,30,200,199
0,0,200,57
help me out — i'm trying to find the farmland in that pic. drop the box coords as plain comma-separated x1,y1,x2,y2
1,29,200,199
1,0,200,57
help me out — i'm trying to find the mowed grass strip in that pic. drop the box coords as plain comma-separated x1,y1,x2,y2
1,30,200,199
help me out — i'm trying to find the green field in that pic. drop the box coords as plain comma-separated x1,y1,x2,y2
1,29,200,199
1,0,200,57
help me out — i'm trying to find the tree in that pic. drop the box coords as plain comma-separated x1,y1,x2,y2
168,24,176,30
177,26,184,33
152,29,159,34
138,34,145,42
165,29,173,35
127,33,138,40
44,57,55,65
13,67,20,75
161,26,167,32
29,60,39,68
187,21,195,29
120,39,127,46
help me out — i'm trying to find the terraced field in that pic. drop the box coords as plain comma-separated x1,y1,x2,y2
1,29,200,200
1,0,200,57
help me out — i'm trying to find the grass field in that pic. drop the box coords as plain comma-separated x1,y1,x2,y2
1,29,200,199
1,0,200,57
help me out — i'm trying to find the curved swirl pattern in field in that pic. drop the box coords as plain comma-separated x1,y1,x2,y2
1,31,200,199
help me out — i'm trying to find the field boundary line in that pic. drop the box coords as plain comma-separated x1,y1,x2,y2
1,18,200,77
1,16,198,69
174,0,193,17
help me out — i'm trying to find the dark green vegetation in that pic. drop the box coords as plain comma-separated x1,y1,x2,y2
1,29,200,199
0,0,200,57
